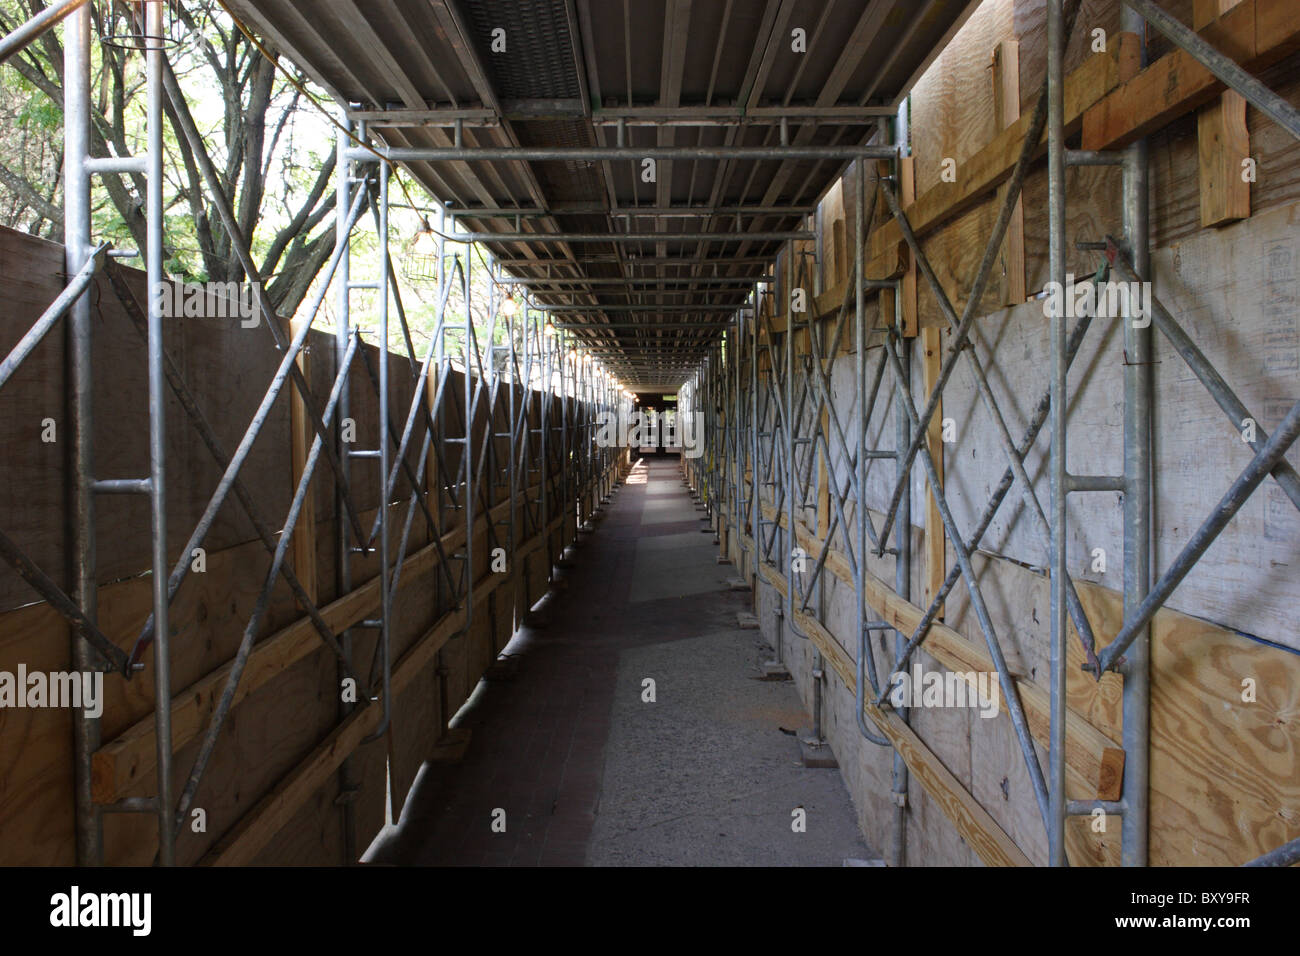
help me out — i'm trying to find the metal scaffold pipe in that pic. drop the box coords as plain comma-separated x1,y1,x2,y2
1122,0,1300,141
1046,0,1069,868
347,145,899,163
143,0,174,867
0,0,88,65
63,0,99,869
452,231,811,244
1118,2,1152,868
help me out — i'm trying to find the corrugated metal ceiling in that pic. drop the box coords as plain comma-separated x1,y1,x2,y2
224,0,976,390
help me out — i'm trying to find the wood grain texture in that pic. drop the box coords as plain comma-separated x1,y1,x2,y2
765,555,1031,867
921,326,946,618
289,315,318,607
992,39,1026,306
0,232,292,612
1081,0,1300,151
91,480,553,804
200,503,574,866
1195,0,1252,227
760,501,1124,801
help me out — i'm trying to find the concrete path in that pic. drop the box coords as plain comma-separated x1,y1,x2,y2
367,456,872,866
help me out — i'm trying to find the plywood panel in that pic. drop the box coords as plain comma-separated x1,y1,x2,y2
0,218,592,863
0,229,294,612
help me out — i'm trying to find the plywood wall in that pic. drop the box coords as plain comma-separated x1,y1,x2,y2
745,0,1300,866
0,230,603,864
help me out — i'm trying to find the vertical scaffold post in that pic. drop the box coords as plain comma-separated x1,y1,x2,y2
785,238,796,638
890,113,912,869
1120,2,1152,868
751,286,760,586
464,243,475,633
65,0,99,867
143,0,174,867
334,116,359,863
1047,0,1069,868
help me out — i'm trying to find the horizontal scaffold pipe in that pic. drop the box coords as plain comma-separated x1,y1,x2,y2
346,145,898,163
502,276,773,285
448,205,811,218
541,304,740,312
497,256,773,266
349,104,894,127
454,231,810,243
557,322,733,330
0,0,88,65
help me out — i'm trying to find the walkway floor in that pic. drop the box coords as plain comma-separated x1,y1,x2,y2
367,456,872,866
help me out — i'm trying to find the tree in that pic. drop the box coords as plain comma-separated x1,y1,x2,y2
0,1,527,361
0,0,340,320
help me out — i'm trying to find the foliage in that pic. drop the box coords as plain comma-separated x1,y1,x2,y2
0,0,518,362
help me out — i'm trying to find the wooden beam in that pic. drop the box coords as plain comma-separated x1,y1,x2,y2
739,497,1300,866
787,239,907,328
201,495,589,866
759,556,1030,866
1082,0,1300,151
203,561,508,866
867,698,1032,867
920,326,945,620
334,0,427,109
867,48,1121,266
1195,0,1252,227
991,40,1026,307
760,502,1124,801
881,158,919,336
91,482,545,803
288,316,317,608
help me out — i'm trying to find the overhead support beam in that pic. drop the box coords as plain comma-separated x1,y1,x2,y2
593,347,716,354
502,276,772,286
495,256,775,266
554,322,733,330
530,293,755,303
541,305,743,313
592,105,892,124
347,145,897,162
599,357,709,362
348,104,893,127
449,204,813,218
458,231,809,243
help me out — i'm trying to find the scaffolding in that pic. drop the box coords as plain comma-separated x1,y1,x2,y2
0,0,631,867
0,0,1296,867
682,0,1300,869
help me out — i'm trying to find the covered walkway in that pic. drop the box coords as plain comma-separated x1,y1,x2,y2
369,456,869,866
3,0,1298,875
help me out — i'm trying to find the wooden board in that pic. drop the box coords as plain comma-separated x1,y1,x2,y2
761,501,1124,801
869,46,1122,268
91,482,551,804
0,222,597,863
1195,0,1252,227
0,229,293,612
1081,0,1300,151
992,39,1027,307
761,554,1030,867
0,529,299,864
921,327,946,618
289,314,318,608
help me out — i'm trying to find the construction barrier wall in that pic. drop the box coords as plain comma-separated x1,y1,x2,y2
0,226,623,864
692,0,1300,866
